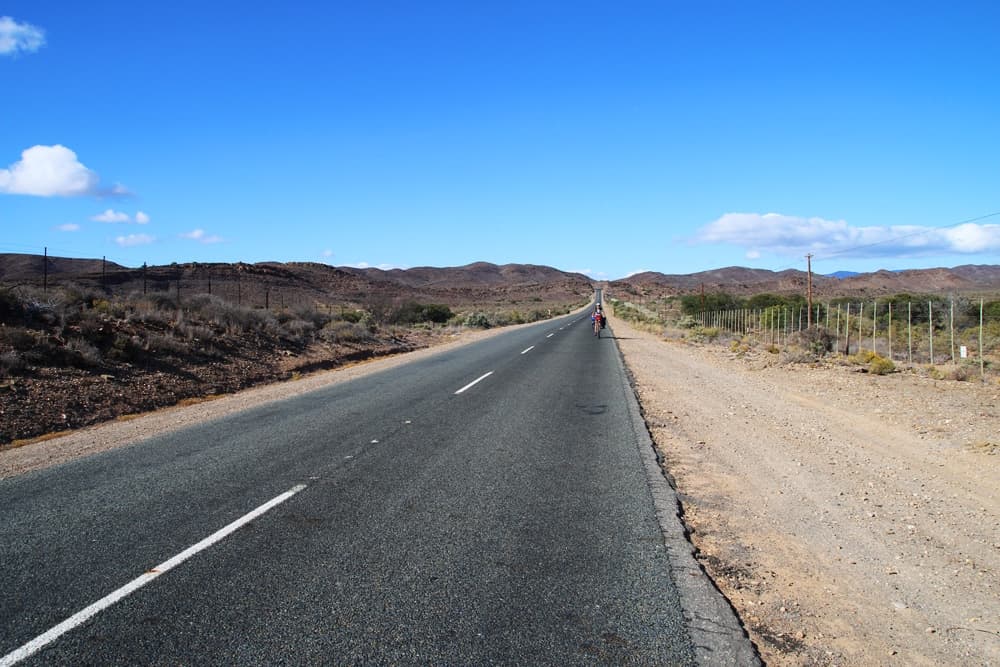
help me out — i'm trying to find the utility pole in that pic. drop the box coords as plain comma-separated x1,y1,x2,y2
43,246,48,293
806,254,814,328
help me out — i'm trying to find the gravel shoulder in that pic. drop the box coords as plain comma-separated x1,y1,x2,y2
611,314,1000,665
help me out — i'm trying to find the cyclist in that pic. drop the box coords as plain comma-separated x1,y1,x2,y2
591,304,604,336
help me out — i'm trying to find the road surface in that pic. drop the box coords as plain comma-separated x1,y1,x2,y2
1,307,755,665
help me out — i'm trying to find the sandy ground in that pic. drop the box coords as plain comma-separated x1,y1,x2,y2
611,314,1000,666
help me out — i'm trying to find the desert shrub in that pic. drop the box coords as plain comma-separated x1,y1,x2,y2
677,315,699,330
463,312,491,328
488,311,512,327
0,350,27,376
144,332,191,356
66,338,103,367
176,322,213,342
851,350,878,365
205,300,277,335
686,326,719,343
0,327,35,351
0,286,23,322
108,333,144,362
23,334,74,367
391,302,454,325
792,327,833,356
280,318,315,344
942,364,977,382
320,320,373,344
868,354,895,375
338,309,366,324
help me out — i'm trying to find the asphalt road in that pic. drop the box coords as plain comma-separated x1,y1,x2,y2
0,306,756,665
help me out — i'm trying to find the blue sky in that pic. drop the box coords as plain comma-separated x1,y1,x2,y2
2,2,998,279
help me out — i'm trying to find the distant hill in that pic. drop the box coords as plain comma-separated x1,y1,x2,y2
0,254,128,281
0,255,594,311
613,264,1000,298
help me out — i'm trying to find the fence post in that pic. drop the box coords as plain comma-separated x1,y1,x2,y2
858,302,864,354
872,301,878,356
835,305,841,353
980,298,985,378
845,303,851,355
908,302,912,364
888,302,893,361
950,299,955,364
928,301,934,363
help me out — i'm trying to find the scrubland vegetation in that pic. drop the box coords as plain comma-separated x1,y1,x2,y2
609,291,1000,381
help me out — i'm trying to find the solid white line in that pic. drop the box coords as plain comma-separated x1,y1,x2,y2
520,346,535,355
0,484,308,667
454,371,494,395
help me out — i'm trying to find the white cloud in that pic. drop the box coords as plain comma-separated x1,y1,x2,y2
134,211,150,224
694,212,1000,259
116,233,154,247
0,16,45,56
91,209,131,223
57,223,80,232
180,229,223,244
322,249,334,258
347,261,402,270
0,145,100,196
624,268,652,277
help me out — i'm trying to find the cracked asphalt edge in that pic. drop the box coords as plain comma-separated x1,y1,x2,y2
609,322,763,666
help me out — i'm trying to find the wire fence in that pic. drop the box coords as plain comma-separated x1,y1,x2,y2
698,299,998,376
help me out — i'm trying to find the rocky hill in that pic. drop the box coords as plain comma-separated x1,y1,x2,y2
613,264,1000,298
0,255,593,313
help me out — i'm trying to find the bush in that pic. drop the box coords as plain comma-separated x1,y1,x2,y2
868,354,895,375
0,350,26,376
463,312,490,328
66,338,103,367
320,320,373,344
793,327,833,356
686,326,719,343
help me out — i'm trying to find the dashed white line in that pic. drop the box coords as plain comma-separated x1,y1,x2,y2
546,333,555,338
0,484,308,667
520,346,535,355
454,371,494,395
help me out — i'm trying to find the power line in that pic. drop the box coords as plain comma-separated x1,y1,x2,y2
813,210,1000,262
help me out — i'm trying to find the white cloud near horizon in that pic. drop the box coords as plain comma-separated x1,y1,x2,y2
695,212,1000,260
180,229,223,244
115,233,154,247
348,261,404,271
91,209,130,223
91,209,150,224
0,145,102,197
57,223,80,232
0,16,45,56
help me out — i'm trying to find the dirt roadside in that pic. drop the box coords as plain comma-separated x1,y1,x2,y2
611,314,1000,665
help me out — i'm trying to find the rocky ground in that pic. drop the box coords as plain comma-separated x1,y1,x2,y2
611,314,1000,666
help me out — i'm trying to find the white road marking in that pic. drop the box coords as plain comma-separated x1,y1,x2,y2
0,484,308,667
546,333,555,338
454,371,494,395
520,346,535,355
